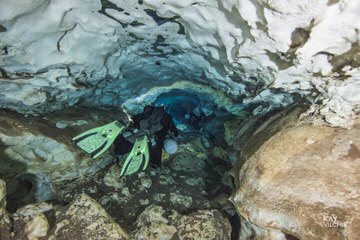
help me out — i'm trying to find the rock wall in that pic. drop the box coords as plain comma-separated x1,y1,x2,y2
0,0,359,127
231,122,360,239
231,101,309,175
0,107,129,206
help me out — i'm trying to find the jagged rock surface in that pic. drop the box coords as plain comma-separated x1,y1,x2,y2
130,204,232,240
58,194,129,240
0,0,359,127
9,193,128,240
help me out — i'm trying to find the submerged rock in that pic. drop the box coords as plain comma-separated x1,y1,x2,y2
0,108,128,204
175,209,232,240
231,124,360,239
0,180,11,238
131,205,177,240
140,177,152,189
25,213,49,240
12,200,52,239
61,194,129,239
0,180,6,208
104,165,126,189
170,152,206,173
131,204,231,240
170,193,193,209
15,202,53,217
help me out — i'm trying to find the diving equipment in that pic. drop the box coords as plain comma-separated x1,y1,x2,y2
163,138,178,155
72,121,125,158
119,134,150,177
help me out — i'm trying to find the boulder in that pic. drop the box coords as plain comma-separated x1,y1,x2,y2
175,209,232,240
131,205,177,240
131,204,231,240
60,194,129,240
231,124,360,239
25,213,50,240
0,179,12,239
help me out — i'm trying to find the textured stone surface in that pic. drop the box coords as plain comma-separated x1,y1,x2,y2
131,205,177,240
0,108,128,205
11,200,53,240
8,193,129,240
0,0,359,127
0,179,11,239
131,204,231,240
25,213,50,240
61,194,129,239
15,202,53,217
175,209,232,240
170,192,193,208
231,102,309,174
231,124,360,239
0,180,6,208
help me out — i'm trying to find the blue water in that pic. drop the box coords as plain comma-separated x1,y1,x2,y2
155,90,199,119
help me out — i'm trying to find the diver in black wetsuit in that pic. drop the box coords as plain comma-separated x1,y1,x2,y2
113,105,178,168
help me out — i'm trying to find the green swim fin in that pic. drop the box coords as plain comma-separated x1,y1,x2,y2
72,121,125,158
119,134,150,177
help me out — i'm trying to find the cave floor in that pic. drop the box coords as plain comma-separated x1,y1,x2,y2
51,132,237,232
0,108,240,238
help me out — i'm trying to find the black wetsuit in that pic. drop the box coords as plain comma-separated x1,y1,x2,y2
114,106,178,167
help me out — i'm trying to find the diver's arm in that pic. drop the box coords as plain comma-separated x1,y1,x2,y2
131,106,153,125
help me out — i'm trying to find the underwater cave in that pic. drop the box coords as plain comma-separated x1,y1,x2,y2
0,0,359,239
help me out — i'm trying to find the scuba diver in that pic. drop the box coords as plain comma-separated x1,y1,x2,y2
72,105,178,177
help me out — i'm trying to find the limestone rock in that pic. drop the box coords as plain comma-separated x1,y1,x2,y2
175,210,232,240
131,205,231,240
231,124,360,239
140,177,152,189
153,193,166,203
184,177,205,187
232,102,309,171
170,152,206,173
159,175,175,186
0,180,6,208
15,202,53,217
103,165,126,189
25,213,50,240
54,219,70,236
0,1,359,127
131,205,177,240
0,108,128,191
61,194,129,240
170,193,193,208
0,179,12,238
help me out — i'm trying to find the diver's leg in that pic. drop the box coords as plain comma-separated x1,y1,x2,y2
149,144,162,168
114,135,133,155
